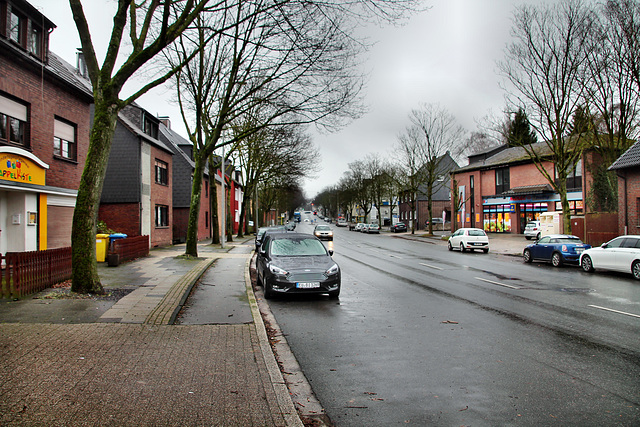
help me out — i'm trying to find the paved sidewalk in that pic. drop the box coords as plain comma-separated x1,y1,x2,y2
0,241,303,426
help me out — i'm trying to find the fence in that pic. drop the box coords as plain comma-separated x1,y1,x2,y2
1,247,72,299
111,235,149,263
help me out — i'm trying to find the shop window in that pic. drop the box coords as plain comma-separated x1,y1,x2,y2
53,118,76,160
483,204,512,233
155,160,168,185
0,94,28,148
155,205,169,227
495,167,510,194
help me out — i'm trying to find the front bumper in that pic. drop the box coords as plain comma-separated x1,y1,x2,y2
268,274,340,295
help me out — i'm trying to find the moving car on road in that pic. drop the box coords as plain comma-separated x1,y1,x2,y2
255,233,341,298
313,224,333,241
448,228,489,253
390,222,407,233
580,235,640,280
523,234,590,267
336,219,348,227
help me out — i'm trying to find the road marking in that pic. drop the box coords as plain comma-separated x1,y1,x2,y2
588,305,640,319
420,263,443,270
475,277,520,290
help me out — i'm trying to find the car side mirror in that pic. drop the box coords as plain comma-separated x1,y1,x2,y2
328,249,334,256
601,243,607,248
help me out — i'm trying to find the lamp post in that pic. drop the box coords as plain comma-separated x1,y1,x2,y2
221,146,226,249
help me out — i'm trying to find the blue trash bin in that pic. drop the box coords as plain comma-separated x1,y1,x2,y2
109,233,127,251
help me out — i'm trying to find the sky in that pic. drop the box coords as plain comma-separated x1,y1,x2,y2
27,0,552,199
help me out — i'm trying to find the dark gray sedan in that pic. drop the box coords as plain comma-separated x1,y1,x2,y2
256,233,341,299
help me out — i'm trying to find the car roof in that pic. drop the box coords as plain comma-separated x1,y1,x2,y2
267,232,318,240
543,234,580,239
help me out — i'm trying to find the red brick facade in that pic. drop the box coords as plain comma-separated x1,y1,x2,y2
150,145,172,247
98,203,141,238
617,169,640,236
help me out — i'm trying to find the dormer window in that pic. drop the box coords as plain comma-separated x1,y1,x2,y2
143,116,158,139
9,10,25,45
30,24,42,57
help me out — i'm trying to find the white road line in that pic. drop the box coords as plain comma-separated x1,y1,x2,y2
588,305,640,319
475,277,521,290
419,263,443,270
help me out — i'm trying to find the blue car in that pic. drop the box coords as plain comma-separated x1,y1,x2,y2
523,234,591,267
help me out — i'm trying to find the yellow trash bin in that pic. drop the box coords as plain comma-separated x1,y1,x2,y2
96,234,110,262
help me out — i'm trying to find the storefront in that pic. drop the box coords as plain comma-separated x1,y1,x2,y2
0,147,77,254
482,189,583,234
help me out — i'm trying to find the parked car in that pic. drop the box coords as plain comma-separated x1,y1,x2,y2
390,222,407,233
348,222,357,231
354,223,366,232
579,235,640,280
523,234,591,267
336,219,348,227
255,232,341,299
363,223,380,234
255,225,286,250
313,224,333,241
524,221,542,240
448,228,489,253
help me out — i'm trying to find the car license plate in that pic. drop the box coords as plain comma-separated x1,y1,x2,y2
296,282,320,289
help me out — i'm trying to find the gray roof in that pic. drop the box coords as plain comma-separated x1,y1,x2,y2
117,110,173,154
455,142,555,173
609,139,640,170
501,184,554,196
46,51,93,99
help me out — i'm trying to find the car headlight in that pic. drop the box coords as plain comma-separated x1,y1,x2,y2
269,264,288,275
326,263,339,276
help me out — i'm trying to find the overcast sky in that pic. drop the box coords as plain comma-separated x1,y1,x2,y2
28,0,555,198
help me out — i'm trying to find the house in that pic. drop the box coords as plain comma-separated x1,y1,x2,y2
609,139,640,236
157,118,217,243
98,104,173,248
0,0,92,254
450,142,586,235
398,152,459,231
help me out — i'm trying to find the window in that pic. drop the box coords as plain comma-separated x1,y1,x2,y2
9,11,25,46
495,167,510,194
53,118,76,160
205,180,209,197
155,205,169,227
143,116,158,139
30,24,42,58
155,160,168,185
0,94,28,147
564,159,583,190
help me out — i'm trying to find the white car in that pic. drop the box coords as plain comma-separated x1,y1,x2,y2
354,223,366,232
524,220,541,240
313,224,333,241
579,235,640,280
364,223,380,234
448,228,489,253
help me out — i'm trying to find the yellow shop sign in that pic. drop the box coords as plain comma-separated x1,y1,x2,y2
0,148,48,186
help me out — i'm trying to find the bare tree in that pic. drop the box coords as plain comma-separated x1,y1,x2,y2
408,103,465,233
393,126,425,234
498,0,594,233
69,0,213,294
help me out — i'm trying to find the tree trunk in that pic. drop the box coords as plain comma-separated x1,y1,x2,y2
185,154,205,257
226,184,234,242
71,99,118,294
210,172,220,244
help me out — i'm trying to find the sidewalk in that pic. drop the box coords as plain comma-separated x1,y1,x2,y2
0,240,303,426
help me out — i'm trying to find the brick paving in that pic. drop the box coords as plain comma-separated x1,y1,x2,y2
0,323,287,426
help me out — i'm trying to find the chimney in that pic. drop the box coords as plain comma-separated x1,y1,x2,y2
158,116,171,130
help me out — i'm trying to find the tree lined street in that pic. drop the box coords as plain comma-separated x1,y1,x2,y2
265,215,640,425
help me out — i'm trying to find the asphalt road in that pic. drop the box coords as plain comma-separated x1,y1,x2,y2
266,217,640,426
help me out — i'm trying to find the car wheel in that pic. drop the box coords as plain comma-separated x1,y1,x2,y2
263,280,274,299
448,241,453,251
256,273,263,287
525,236,531,240
581,255,594,273
551,252,563,268
460,243,466,253
483,248,489,254
328,289,340,298
523,249,532,263
632,261,640,280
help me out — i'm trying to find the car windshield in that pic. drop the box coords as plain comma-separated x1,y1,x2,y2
271,238,327,256
316,225,330,231
468,229,486,236
555,237,582,244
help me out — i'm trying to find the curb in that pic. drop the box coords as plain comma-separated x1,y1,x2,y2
244,255,304,427
144,258,215,325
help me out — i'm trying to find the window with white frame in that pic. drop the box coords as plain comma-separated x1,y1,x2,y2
155,160,168,185
0,94,28,147
53,118,76,160
155,205,169,227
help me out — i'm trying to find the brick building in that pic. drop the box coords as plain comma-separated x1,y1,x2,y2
451,143,586,234
98,104,173,248
609,140,640,236
0,0,92,254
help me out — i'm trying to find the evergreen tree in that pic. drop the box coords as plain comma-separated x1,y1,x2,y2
506,108,538,147
570,105,592,136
